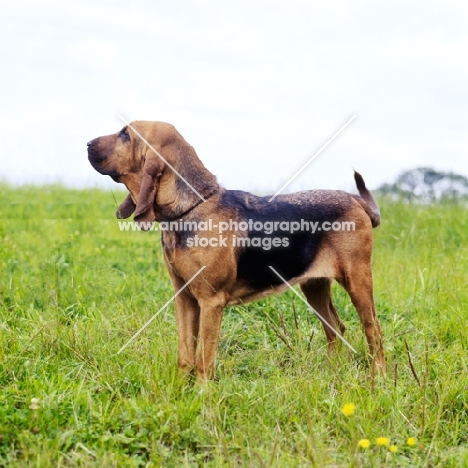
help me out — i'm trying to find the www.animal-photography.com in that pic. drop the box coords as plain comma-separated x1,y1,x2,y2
1,2,468,467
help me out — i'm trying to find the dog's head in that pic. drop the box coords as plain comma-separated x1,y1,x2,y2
87,121,218,227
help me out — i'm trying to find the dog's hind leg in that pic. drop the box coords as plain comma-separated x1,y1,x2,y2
300,278,346,352
337,270,386,375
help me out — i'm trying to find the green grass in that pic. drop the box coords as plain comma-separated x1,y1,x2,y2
0,184,467,467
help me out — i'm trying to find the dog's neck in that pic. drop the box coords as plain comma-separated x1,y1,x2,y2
154,173,219,222
154,142,220,221
155,185,218,222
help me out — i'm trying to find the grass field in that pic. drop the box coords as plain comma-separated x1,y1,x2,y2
0,184,467,467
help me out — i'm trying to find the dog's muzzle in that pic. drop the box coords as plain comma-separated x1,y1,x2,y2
87,139,119,180
87,139,106,169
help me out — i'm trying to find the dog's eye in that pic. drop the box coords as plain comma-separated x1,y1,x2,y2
119,127,130,141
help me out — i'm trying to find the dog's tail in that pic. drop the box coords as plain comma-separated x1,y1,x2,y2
354,171,380,228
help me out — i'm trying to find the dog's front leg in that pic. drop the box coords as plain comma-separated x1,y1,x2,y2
167,268,201,377
174,289,200,377
195,295,227,383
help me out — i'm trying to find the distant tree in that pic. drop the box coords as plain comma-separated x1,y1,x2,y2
378,167,468,203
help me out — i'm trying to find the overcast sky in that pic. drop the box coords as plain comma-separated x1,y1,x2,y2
1,0,467,193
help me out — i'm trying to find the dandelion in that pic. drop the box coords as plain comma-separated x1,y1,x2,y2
341,403,355,416
389,445,398,453
407,437,417,446
358,439,371,449
376,437,390,447
29,397,40,421
29,398,40,410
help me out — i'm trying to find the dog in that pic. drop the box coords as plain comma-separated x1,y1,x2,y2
87,121,385,382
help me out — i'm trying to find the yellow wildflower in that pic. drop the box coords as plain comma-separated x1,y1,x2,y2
376,437,390,446
407,437,417,446
389,445,398,453
341,403,355,416
358,439,370,449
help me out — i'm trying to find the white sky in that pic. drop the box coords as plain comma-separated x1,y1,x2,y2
1,0,467,193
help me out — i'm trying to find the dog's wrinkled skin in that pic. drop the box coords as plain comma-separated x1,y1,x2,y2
88,121,385,383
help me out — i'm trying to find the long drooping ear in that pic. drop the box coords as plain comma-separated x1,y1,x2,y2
134,155,164,229
115,193,136,219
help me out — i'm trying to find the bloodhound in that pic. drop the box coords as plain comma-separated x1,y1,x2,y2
87,121,385,383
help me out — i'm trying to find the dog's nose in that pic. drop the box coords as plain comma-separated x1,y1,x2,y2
87,140,94,147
